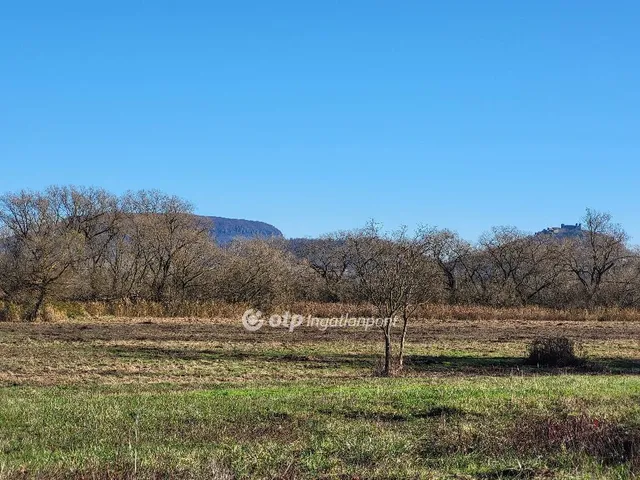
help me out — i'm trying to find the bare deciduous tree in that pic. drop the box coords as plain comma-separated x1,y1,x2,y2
564,208,629,308
215,238,301,310
293,235,352,302
1,185,639,321
0,190,84,319
424,228,471,305
122,190,214,302
346,222,435,375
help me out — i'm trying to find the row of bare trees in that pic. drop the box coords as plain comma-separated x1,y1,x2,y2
292,214,635,374
1,186,637,375
297,211,636,311
1,187,638,325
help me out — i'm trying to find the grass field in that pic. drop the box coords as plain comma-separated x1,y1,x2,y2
1,315,639,479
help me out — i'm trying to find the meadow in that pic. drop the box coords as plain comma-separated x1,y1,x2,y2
0,310,639,479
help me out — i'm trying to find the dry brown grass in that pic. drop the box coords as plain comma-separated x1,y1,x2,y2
0,313,638,388
415,303,640,322
31,300,640,323
80,300,250,319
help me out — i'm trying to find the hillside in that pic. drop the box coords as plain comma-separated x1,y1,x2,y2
198,215,284,245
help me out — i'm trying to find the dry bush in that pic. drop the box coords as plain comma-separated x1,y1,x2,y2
273,301,377,318
163,300,248,319
4,299,640,323
42,304,69,322
525,337,583,367
212,239,304,310
82,301,110,317
0,301,23,322
423,410,639,472
50,301,87,319
97,302,640,322
78,300,249,319
416,304,640,322
512,414,638,467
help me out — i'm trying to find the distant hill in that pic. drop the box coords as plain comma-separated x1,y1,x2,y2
197,216,284,245
535,223,584,240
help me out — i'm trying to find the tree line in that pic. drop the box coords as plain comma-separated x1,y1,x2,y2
0,186,638,325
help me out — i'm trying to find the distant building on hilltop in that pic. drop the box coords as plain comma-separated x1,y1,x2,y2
536,223,583,239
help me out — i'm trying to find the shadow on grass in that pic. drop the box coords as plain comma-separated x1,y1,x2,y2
106,345,375,368
474,467,550,479
105,344,640,376
405,354,640,375
333,405,467,422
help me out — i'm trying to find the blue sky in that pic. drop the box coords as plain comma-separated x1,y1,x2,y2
1,2,639,242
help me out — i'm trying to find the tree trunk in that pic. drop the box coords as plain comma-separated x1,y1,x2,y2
29,288,47,322
446,272,457,305
398,311,409,370
383,325,392,376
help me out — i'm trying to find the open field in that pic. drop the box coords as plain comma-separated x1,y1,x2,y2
1,315,639,479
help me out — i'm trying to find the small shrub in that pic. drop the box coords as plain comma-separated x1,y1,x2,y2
53,301,88,319
42,304,68,322
0,302,23,322
510,412,640,470
422,410,639,472
525,336,583,367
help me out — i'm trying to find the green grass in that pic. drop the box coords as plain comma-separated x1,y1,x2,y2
1,318,639,478
1,376,639,479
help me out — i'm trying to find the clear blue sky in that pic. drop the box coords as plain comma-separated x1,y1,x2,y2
2,2,639,242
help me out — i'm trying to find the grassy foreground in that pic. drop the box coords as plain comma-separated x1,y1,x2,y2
0,317,639,479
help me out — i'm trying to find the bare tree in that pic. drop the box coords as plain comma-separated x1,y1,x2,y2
563,209,629,308
346,222,435,375
604,248,640,307
424,228,471,304
513,235,566,306
0,190,84,319
170,235,219,301
292,235,352,302
476,227,566,306
477,227,528,305
214,238,302,309
86,190,219,303
2,184,638,322
50,186,121,299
